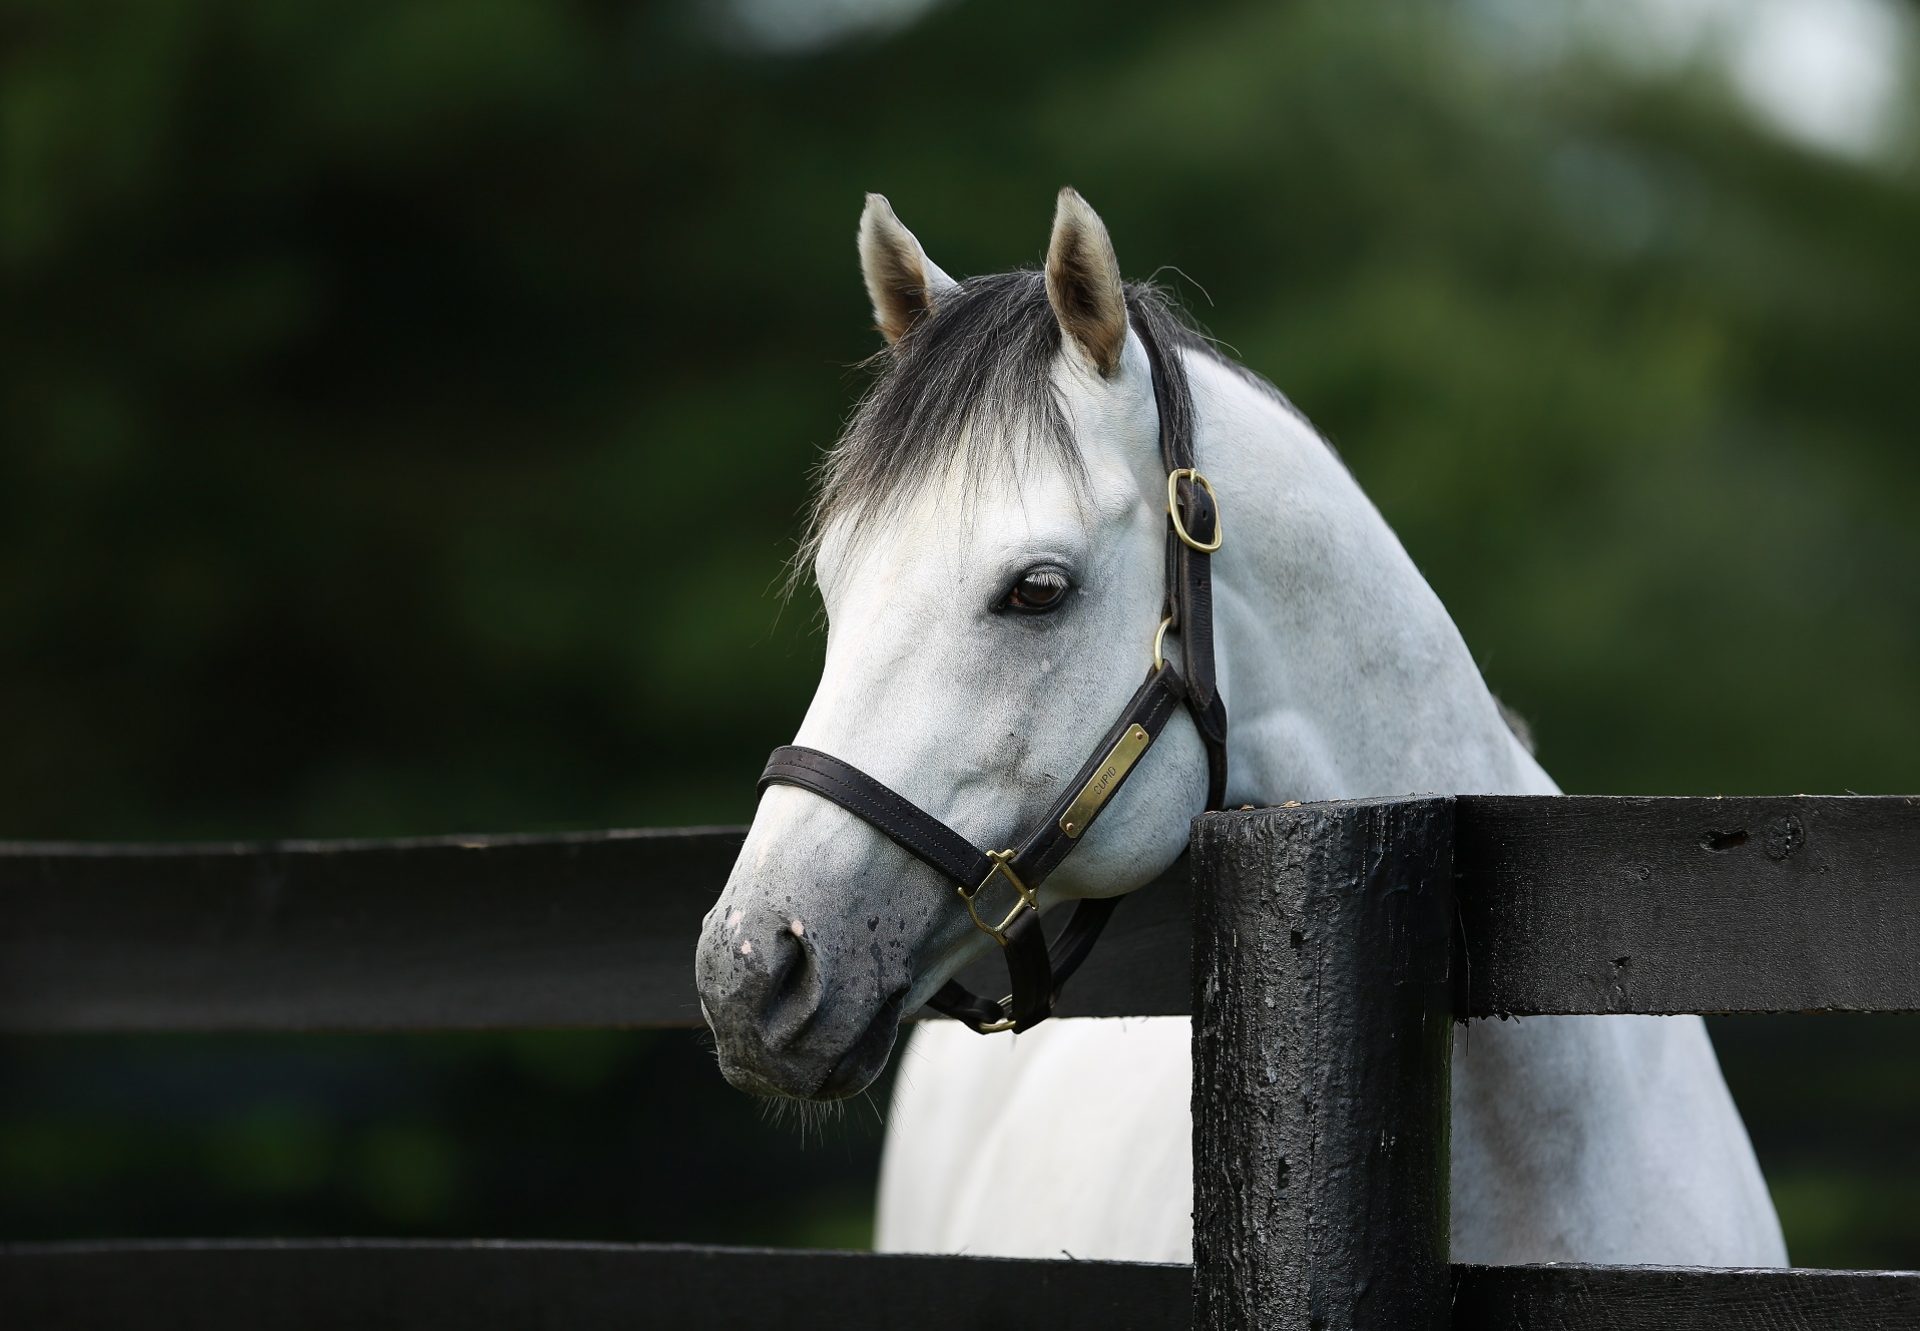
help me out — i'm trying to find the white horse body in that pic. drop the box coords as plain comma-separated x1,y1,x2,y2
876,351,1786,1267
699,191,1785,1272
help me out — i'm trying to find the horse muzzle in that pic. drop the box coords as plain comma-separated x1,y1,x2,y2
695,902,909,1100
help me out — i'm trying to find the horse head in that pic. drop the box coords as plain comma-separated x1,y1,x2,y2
695,191,1213,1099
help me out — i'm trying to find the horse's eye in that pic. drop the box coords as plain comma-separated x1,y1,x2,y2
1005,569,1071,613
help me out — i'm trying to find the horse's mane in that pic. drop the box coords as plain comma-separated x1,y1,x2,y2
795,271,1295,585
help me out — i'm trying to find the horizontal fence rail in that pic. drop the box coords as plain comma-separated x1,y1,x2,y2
1455,795,1920,1015
0,1241,1191,1331
0,829,741,1032
0,830,1191,1032
4,796,1913,1033
7,1243,1911,1331
1450,1262,1920,1330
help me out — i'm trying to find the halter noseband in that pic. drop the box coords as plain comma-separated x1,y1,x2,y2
757,309,1229,1034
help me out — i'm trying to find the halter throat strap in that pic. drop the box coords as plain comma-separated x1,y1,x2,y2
756,305,1228,1033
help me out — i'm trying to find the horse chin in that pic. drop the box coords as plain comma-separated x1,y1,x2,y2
716,988,905,1103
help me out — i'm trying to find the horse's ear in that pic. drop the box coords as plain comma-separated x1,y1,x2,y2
1045,188,1127,377
858,194,956,346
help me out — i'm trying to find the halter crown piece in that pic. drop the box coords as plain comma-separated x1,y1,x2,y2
757,309,1229,1034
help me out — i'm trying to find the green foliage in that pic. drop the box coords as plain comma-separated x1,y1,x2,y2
1,0,1915,1266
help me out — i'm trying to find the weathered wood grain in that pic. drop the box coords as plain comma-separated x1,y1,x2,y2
1452,1262,1920,1329
0,1240,1190,1331
1456,795,1920,1015
0,830,1192,1032
1190,798,1456,1331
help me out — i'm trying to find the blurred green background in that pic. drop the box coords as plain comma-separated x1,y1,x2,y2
3,0,1918,1268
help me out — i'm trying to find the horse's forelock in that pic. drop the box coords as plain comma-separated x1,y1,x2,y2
793,274,1230,593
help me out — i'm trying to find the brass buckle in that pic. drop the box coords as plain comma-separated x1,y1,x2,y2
957,849,1037,948
1168,467,1223,553
976,996,1017,1034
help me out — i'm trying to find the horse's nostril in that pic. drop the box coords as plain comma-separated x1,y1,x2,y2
743,926,818,1049
708,914,825,1051
758,925,800,989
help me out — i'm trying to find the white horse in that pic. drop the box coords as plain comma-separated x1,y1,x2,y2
696,189,1787,1267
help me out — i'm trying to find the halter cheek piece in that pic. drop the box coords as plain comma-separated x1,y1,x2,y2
757,309,1229,1034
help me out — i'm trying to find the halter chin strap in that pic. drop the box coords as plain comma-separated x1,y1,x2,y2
756,305,1228,1034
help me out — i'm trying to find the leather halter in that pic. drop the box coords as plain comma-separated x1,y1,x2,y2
757,308,1228,1034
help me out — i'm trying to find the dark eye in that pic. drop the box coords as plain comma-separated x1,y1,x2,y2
1005,568,1071,614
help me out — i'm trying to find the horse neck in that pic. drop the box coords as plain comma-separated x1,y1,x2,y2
1184,352,1558,802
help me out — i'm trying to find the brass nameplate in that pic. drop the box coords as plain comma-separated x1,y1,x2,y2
1059,724,1152,838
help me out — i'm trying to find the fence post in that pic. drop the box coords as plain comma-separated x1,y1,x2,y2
1190,797,1456,1331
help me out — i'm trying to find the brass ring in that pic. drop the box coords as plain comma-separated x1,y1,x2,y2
1168,468,1223,553
1152,615,1175,673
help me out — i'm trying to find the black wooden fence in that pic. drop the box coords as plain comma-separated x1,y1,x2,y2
3,794,1917,1328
